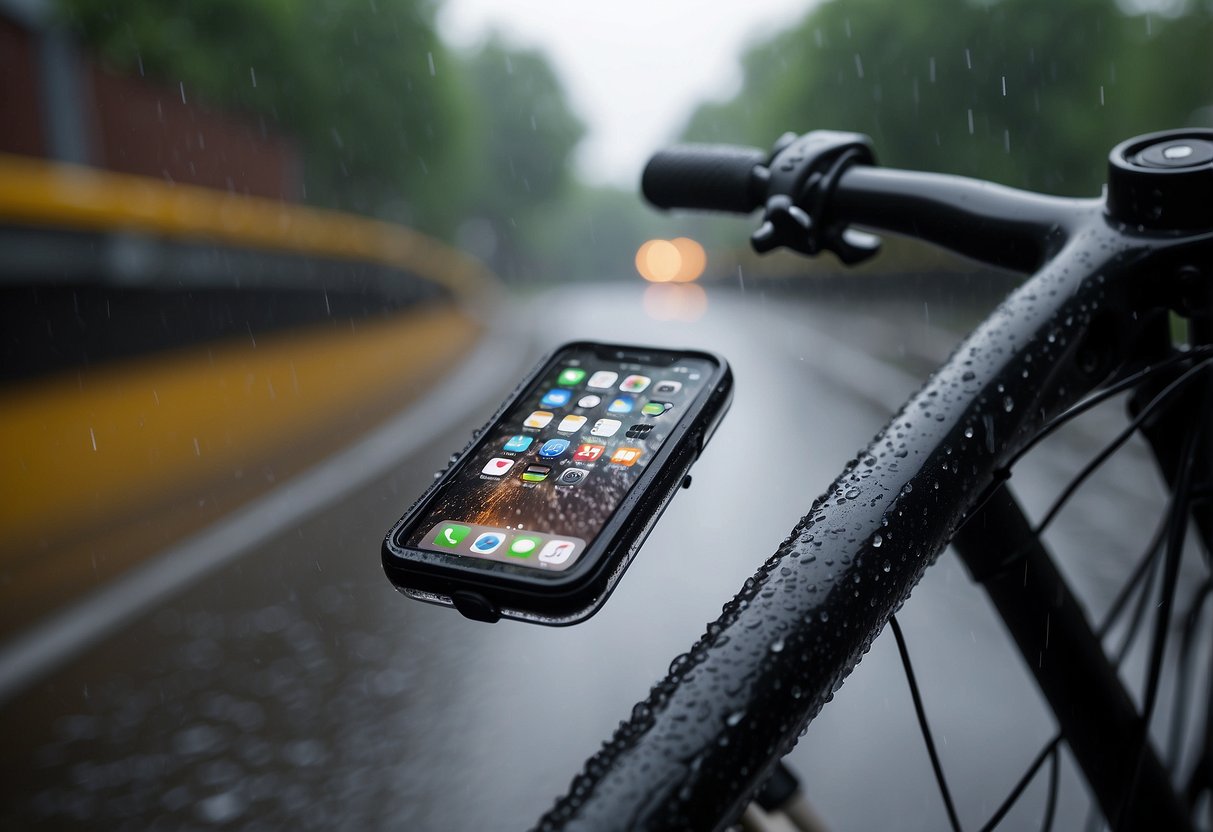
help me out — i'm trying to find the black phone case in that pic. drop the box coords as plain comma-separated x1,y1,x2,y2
381,340,733,625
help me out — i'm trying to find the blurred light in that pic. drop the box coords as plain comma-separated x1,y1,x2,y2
669,237,705,282
636,239,680,282
635,237,707,283
643,283,708,322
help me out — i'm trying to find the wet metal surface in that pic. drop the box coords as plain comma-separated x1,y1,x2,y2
0,283,1193,830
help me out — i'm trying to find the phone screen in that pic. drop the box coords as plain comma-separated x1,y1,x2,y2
402,346,716,572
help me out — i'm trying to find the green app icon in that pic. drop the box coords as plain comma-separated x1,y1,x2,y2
434,523,470,548
558,367,587,386
642,401,670,416
508,535,542,557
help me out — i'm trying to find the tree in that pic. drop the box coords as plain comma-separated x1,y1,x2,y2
58,0,475,234
683,0,1213,196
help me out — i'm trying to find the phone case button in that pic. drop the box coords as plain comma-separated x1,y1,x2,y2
452,591,501,623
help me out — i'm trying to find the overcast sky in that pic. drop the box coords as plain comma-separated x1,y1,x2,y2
437,0,816,188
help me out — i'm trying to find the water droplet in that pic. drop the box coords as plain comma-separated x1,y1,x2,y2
726,710,746,727
769,638,785,654
1003,396,1014,413
882,560,891,573
873,533,883,548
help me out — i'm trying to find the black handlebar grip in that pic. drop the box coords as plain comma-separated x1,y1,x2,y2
642,145,767,213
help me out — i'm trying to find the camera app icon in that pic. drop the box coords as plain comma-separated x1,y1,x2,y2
556,467,589,486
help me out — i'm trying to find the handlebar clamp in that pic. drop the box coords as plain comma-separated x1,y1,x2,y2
751,130,882,264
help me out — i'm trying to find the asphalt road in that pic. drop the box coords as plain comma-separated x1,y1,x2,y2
0,281,1196,831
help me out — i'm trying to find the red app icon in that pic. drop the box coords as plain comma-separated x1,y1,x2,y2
574,443,606,462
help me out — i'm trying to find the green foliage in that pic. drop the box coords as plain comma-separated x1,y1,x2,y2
58,0,474,234
462,37,584,224
684,0,1213,195
57,1,590,259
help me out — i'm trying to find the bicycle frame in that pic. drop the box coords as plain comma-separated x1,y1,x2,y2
539,136,1213,830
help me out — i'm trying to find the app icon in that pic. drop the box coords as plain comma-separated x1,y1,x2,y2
620,374,651,392
521,464,551,482
610,446,643,466
524,410,554,429
540,388,573,408
539,438,571,458
557,368,587,386
556,467,589,486
587,370,618,389
652,380,683,396
626,423,654,439
557,414,588,433
433,523,470,548
607,396,635,414
577,394,602,408
574,443,606,462
590,418,622,437
482,457,515,476
641,401,671,417
503,435,533,453
471,532,505,554
509,535,542,557
539,539,577,565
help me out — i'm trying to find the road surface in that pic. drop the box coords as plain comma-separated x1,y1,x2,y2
0,281,1187,831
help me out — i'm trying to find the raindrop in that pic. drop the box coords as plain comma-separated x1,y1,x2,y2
769,638,785,654
873,534,883,548
1003,396,1014,413
882,561,892,573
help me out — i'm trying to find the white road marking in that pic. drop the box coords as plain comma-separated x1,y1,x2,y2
0,319,534,703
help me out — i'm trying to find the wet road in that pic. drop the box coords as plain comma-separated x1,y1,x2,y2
0,281,1191,830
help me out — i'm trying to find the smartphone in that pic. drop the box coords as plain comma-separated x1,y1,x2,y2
382,341,732,625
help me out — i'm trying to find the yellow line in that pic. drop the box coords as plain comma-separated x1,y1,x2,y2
0,153,496,301
0,305,479,562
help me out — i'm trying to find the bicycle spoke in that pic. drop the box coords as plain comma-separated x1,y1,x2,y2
1033,357,1213,536
977,734,1063,832
1114,539,1162,667
1097,516,1168,641
1041,744,1061,832
889,615,964,832
1007,349,1213,470
1115,410,1204,831
1167,579,1213,768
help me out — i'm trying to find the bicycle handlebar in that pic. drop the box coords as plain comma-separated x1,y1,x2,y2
644,142,1090,273
541,131,1213,831
642,145,768,213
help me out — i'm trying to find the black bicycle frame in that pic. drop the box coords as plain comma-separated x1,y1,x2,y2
538,143,1213,830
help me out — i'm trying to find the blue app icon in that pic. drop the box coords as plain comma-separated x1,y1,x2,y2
503,435,533,453
540,388,573,408
607,396,635,414
471,532,505,554
539,438,571,458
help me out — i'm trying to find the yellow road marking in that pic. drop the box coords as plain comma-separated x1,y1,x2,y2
0,306,479,622
0,153,496,301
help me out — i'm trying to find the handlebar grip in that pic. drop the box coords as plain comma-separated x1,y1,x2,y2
642,144,767,213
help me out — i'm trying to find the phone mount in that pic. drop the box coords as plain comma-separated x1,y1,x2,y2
750,130,881,264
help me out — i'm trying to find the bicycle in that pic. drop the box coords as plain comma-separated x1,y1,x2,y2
534,128,1213,830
